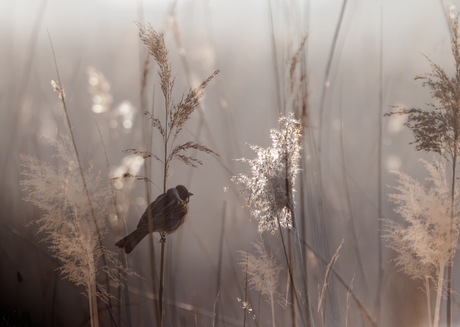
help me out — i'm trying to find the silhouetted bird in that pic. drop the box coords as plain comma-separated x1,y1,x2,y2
115,185,193,254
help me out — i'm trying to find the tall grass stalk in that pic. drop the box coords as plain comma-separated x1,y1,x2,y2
143,160,160,326
318,240,343,316
96,122,126,327
376,5,384,324
291,30,340,324
447,153,456,327
233,114,313,326
425,276,433,327
313,7,349,319
48,35,106,327
290,34,314,327
2,0,47,176
434,261,446,327
139,50,162,325
213,202,227,327
288,176,313,327
338,99,369,294
276,217,306,326
267,0,283,115
133,23,218,326
20,36,133,327
385,14,460,326
318,0,348,153
242,253,249,327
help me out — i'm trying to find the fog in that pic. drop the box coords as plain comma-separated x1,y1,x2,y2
1,0,458,326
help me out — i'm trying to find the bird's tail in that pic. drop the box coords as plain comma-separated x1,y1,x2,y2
115,229,148,254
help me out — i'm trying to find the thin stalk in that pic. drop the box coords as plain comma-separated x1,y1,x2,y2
447,148,457,327
345,276,354,327
275,216,307,327
52,272,58,325
425,276,433,327
159,63,171,327
89,278,100,327
142,82,160,326
144,162,160,326
283,126,313,327
48,33,110,326
212,291,221,327
298,170,307,327
434,4,457,323
287,232,296,326
304,90,336,325
243,253,249,327
159,237,166,327
2,0,47,174
376,5,384,325
49,35,103,248
214,202,227,327
96,121,122,327
270,293,276,327
267,0,283,115
434,262,446,327
289,193,313,327
338,97,369,294
302,239,377,327
318,0,348,153
88,254,99,327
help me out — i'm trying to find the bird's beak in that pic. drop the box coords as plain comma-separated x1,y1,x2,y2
188,192,193,196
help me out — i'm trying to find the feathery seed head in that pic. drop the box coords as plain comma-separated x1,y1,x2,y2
238,242,282,299
384,158,460,280
233,113,301,234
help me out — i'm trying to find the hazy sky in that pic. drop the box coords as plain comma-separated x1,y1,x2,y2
2,1,460,326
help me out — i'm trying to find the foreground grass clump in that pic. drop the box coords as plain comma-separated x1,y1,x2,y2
384,158,459,327
21,118,126,327
385,13,460,327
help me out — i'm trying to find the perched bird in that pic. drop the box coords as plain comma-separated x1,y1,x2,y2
115,185,193,254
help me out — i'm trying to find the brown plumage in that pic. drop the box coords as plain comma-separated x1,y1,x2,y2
115,185,193,254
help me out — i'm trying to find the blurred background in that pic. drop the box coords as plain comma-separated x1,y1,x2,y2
1,0,458,326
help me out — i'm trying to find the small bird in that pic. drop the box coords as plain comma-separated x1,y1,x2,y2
115,185,193,254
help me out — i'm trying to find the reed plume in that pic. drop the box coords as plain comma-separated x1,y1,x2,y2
384,158,459,327
123,22,219,327
385,13,460,326
21,128,127,327
232,113,301,234
239,242,282,327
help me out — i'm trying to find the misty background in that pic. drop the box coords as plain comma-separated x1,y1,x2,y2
0,0,458,326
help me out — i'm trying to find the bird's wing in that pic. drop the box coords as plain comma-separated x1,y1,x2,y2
137,189,182,229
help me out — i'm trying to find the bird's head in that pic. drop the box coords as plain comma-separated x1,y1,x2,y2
176,185,193,203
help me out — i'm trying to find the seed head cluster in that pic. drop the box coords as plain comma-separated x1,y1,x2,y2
233,114,301,234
